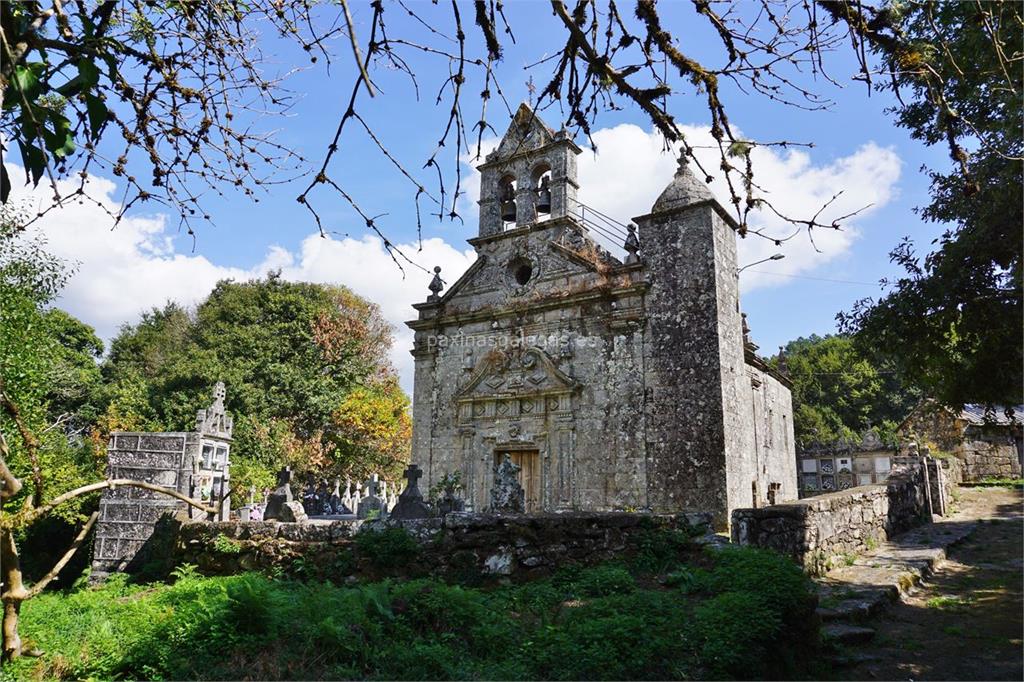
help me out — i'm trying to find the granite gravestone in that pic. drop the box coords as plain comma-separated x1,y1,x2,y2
391,464,432,520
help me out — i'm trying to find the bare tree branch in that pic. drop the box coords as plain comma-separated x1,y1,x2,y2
24,510,97,598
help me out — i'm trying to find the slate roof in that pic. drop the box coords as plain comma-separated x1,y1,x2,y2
959,404,1023,426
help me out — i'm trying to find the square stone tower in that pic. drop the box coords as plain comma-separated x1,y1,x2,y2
407,105,795,527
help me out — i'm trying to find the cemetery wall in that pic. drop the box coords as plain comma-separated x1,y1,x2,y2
174,511,713,581
730,462,941,576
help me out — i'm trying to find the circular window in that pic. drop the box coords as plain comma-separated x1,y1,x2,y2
508,256,534,286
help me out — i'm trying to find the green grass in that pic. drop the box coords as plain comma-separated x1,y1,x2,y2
973,477,1024,489
926,594,974,611
8,546,818,681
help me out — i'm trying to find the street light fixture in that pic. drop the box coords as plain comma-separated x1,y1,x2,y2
737,253,784,273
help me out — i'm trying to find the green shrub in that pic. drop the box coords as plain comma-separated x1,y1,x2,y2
692,591,780,679
10,547,818,681
355,527,420,569
665,566,711,594
572,564,637,597
527,591,692,680
212,534,243,554
633,528,693,572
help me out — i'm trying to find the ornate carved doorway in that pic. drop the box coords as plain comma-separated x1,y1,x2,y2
495,449,540,512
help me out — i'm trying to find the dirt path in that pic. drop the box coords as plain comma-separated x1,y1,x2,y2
835,486,1023,681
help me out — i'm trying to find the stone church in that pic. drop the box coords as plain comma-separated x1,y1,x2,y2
407,105,796,526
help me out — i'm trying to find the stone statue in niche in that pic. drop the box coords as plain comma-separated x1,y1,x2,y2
490,454,525,514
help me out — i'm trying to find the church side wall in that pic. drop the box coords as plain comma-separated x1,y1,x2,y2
744,368,798,505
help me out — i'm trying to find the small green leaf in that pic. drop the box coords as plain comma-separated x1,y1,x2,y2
11,63,46,101
85,95,108,140
42,111,76,159
77,59,101,88
17,140,46,186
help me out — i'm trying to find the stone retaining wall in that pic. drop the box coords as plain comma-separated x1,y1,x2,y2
959,441,1021,481
174,511,713,582
730,463,934,576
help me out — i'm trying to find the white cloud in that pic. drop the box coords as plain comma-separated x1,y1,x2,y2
5,125,898,395
269,234,476,392
463,123,902,292
4,164,474,395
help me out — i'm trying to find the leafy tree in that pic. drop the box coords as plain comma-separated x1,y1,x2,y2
775,334,919,447
102,275,411,492
835,1,1022,408
0,206,218,661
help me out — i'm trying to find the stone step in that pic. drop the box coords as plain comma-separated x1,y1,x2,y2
816,587,894,623
822,623,876,646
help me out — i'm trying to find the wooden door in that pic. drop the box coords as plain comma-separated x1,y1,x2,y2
495,449,540,511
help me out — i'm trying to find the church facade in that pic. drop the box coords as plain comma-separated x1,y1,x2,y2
407,105,796,526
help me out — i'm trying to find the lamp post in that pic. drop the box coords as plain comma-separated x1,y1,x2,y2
737,253,784,273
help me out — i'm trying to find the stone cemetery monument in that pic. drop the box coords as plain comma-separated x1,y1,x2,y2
91,382,233,582
356,474,386,519
264,467,296,521
391,464,432,520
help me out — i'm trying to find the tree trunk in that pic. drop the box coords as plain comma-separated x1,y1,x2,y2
1,527,27,661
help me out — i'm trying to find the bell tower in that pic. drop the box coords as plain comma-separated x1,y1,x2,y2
476,103,581,237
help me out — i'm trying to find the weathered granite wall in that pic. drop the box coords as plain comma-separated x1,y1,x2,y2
174,511,712,582
730,464,933,575
959,441,1021,481
407,107,796,529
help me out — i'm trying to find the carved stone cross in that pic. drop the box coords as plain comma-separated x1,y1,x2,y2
404,464,423,490
366,473,380,498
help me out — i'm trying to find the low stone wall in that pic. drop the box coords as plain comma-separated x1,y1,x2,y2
174,511,713,582
958,441,1021,481
730,465,932,576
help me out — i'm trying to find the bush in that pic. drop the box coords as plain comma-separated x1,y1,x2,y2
572,564,637,597
355,527,420,569
692,591,780,679
9,546,819,681
633,528,693,572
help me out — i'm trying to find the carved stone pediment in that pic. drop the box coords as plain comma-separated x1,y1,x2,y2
491,103,557,159
457,346,578,402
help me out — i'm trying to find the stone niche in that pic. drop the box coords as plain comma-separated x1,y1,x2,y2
406,104,797,527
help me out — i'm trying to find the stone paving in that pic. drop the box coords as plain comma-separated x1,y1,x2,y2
818,486,1023,680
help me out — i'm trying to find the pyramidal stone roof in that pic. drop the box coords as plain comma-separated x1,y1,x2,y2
651,156,714,213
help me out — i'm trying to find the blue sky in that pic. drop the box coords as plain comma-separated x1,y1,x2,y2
9,1,953,394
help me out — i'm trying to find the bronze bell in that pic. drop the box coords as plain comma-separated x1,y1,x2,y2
500,182,517,222
501,199,517,222
536,176,551,214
